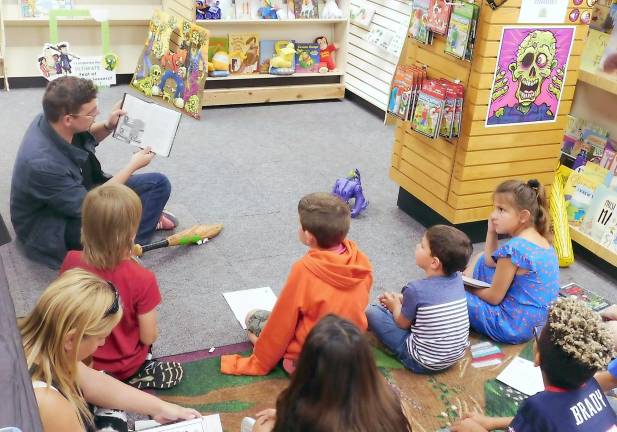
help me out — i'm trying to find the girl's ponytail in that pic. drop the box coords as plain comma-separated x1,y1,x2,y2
527,179,551,239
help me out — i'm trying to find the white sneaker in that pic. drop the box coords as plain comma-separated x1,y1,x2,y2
240,417,256,432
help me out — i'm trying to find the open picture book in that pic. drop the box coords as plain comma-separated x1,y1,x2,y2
113,93,182,158
134,415,222,432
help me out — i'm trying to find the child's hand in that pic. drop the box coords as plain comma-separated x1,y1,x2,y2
487,218,496,234
601,305,617,321
379,292,399,311
452,413,495,431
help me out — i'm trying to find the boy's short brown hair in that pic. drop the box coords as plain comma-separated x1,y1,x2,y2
298,193,350,249
42,76,97,123
82,183,142,269
425,225,472,276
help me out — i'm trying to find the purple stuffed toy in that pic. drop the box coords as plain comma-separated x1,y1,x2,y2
332,169,368,218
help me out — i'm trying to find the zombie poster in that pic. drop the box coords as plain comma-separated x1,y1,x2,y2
485,26,575,127
131,10,209,120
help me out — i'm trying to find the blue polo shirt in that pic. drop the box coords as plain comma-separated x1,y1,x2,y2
10,114,106,268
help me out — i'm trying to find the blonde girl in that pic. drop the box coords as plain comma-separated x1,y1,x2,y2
20,269,199,431
464,179,560,344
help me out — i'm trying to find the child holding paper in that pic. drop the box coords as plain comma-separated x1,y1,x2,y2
60,183,183,389
221,192,373,376
452,298,617,432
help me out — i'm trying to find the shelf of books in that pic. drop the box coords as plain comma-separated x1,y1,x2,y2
167,0,348,106
388,0,590,226
578,69,617,97
570,224,617,267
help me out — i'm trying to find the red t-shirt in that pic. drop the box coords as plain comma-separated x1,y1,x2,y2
60,251,162,380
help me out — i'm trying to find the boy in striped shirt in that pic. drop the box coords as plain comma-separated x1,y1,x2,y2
366,225,472,373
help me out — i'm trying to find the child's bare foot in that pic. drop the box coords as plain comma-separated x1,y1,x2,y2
247,330,259,345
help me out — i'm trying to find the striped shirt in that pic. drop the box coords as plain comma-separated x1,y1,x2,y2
401,273,469,370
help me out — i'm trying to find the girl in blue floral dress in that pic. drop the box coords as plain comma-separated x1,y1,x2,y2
465,179,560,344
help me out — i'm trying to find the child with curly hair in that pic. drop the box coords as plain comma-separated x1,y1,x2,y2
452,297,617,432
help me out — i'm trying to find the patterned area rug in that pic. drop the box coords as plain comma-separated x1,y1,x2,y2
156,335,532,432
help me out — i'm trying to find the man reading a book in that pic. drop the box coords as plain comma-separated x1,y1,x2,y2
10,76,177,268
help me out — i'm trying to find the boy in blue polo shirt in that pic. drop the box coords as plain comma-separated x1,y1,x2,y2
452,297,617,432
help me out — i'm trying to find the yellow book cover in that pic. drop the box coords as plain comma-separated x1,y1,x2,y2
580,29,609,72
229,33,260,74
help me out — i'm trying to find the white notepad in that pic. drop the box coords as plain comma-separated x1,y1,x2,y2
113,92,181,157
497,356,545,396
462,275,491,289
134,414,223,432
223,287,278,329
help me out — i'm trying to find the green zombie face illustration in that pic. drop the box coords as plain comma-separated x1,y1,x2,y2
149,65,162,85
190,30,201,47
185,95,201,115
103,53,118,71
508,30,557,107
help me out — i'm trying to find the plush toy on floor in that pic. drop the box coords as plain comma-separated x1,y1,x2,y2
332,169,368,218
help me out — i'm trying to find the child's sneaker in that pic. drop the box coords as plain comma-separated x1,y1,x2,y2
93,407,128,432
240,417,256,432
155,210,178,231
127,360,184,390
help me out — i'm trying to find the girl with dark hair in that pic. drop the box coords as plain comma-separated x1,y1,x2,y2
246,315,412,432
464,179,560,344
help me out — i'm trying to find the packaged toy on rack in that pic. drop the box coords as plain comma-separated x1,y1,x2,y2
411,80,446,139
445,2,475,60
426,0,452,35
388,66,415,120
410,0,432,44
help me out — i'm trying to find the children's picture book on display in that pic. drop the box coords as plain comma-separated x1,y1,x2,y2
131,11,210,119
294,0,319,18
294,42,321,72
426,0,452,35
410,0,431,44
259,40,296,74
207,37,230,76
485,26,575,127
350,3,376,29
559,282,612,312
229,33,260,73
20,0,72,18
113,93,182,158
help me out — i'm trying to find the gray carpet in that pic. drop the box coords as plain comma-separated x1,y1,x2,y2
0,85,615,357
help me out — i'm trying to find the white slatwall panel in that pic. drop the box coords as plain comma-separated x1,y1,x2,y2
345,0,410,110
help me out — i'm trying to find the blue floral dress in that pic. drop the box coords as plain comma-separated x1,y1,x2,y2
466,237,560,344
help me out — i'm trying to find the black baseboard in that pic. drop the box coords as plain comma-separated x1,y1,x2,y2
396,187,487,243
2,74,134,90
0,213,11,247
344,89,385,119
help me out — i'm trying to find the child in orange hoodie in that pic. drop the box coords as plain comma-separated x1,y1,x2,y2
221,192,373,376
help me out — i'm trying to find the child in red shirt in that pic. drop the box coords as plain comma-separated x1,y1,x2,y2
60,183,183,389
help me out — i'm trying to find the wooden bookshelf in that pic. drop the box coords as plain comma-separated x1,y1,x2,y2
389,0,591,226
569,224,617,267
577,69,617,98
167,0,348,106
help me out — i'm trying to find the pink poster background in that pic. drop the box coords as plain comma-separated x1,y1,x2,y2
486,26,575,126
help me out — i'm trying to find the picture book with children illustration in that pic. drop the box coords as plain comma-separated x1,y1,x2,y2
131,10,210,119
113,93,182,158
410,0,431,44
445,2,474,60
411,81,446,138
229,33,260,73
426,0,452,35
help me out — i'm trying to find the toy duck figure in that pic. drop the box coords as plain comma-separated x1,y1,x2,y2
270,42,296,69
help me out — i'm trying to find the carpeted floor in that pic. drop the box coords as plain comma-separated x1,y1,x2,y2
1,85,616,358
155,334,531,432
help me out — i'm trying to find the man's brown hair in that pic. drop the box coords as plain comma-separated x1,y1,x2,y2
42,76,97,122
298,192,350,249
82,183,142,269
425,225,472,276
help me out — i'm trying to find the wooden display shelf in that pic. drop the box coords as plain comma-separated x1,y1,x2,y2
206,71,343,80
197,18,348,25
4,17,151,26
202,82,344,105
569,224,617,267
577,69,617,97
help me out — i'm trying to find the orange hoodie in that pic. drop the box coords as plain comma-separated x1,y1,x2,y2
220,239,373,375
